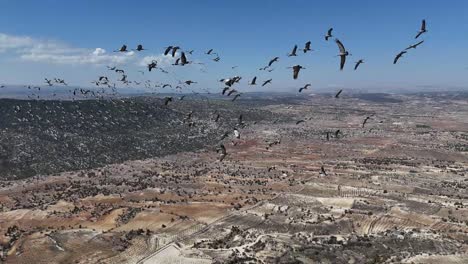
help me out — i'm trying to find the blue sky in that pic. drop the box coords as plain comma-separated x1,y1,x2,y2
0,0,467,93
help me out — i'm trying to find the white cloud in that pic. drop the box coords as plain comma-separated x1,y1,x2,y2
92,48,106,55
138,53,178,67
0,32,135,65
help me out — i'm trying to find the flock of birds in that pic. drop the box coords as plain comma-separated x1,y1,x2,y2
3,20,429,174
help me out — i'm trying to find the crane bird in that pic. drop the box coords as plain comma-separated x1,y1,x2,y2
320,166,328,176
290,65,305,79
206,49,214,55
354,59,364,70
163,97,173,106
405,40,424,50
288,45,298,57
296,120,305,125
335,39,350,70
362,116,371,128
303,41,313,53
217,144,227,161
268,57,279,67
184,80,197,85
298,84,311,93
227,89,237,96
393,51,407,64
335,129,341,139
262,79,272,87
45,78,53,86
222,87,230,95
180,52,189,65
415,19,427,39
232,94,241,102
114,45,128,52
335,89,343,98
325,28,333,41
233,128,240,139
249,76,257,85
148,60,157,71
134,44,145,51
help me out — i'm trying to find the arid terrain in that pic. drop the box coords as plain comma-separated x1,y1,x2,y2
1,92,468,263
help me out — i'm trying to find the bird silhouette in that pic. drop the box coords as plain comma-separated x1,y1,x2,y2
262,79,272,87
415,19,427,39
298,84,311,93
114,45,128,52
405,40,424,50
335,89,343,98
354,59,364,70
303,41,313,53
288,45,298,56
393,51,407,64
249,77,257,85
325,28,333,41
290,65,305,79
335,39,350,70
268,57,279,67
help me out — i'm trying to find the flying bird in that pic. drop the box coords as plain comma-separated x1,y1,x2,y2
262,79,272,87
232,94,241,102
206,49,214,55
184,80,197,85
393,51,407,64
134,44,145,51
180,52,189,65
296,120,305,125
354,59,364,70
405,40,424,50
335,89,343,98
303,41,313,53
335,129,341,139
362,116,371,128
217,144,227,161
290,65,305,79
320,166,328,176
222,87,230,95
249,76,257,85
288,45,298,57
148,61,157,71
325,28,333,41
227,89,237,96
335,39,350,70
415,19,427,39
163,97,173,106
114,45,128,52
233,128,240,139
298,84,311,93
268,57,279,67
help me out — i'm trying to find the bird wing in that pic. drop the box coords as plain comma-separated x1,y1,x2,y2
328,28,333,35
335,39,346,53
340,55,346,70
164,46,172,55
421,19,426,31
292,45,297,54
